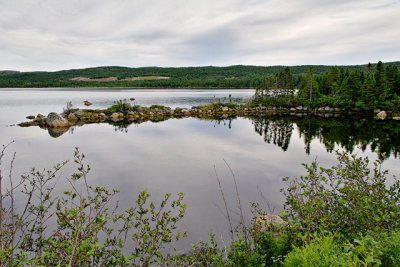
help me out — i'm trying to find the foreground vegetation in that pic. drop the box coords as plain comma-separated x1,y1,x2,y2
1,62,399,89
1,142,400,266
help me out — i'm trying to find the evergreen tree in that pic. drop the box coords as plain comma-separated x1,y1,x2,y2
385,64,399,93
308,66,314,102
375,61,386,97
362,73,377,110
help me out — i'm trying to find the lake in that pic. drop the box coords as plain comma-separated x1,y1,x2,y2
1,88,400,252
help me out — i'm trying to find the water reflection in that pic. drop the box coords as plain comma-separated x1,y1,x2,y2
250,115,400,159
252,117,293,151
39,115,400,160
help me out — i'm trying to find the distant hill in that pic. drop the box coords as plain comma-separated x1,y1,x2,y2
0,70,20,75
1,62,399,88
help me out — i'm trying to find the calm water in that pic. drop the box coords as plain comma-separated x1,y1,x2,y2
1,88,400,251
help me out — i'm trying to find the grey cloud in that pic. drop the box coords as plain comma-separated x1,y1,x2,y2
0,0,399,71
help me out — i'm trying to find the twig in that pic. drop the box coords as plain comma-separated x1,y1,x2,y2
214,165,234,242
223,159,248,244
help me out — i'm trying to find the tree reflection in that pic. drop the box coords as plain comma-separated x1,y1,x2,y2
252,116,293,151
250,115,400,159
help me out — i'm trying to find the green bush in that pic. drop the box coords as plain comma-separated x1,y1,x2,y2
343,234,383,266
107,99,132,113
283,235,350,267
282,151,400,240
379,231,400,266
0,145,186,266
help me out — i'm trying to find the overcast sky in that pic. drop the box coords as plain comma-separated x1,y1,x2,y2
1,0,400,71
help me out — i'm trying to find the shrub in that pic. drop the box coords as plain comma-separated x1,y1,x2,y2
343,233,383,266
0,144,186,266
107,99,132,113
282,151,400,240
283,235,350,267
379,231,400,266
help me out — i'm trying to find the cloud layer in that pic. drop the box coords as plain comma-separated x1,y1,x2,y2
1,0,399,71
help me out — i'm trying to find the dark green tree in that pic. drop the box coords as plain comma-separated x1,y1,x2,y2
375,61,386,97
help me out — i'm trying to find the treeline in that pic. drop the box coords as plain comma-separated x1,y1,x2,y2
1,62,399,88
255,61,400,111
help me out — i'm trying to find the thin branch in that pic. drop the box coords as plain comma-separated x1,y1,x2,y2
214,165,234,242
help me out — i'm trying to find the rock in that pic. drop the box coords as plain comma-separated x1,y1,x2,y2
376,111,387,119
334,108,341,113
255,214,288,233
296,106,303,111
130,98,135,101
221,107,229,112
110,112,122,121
84,100,92,106
290,107,296,112
46,112,72,127
67,113,78,122
136,107,143,112
33,114,47,126
392,117,400,120
374,109,381,114
98,113,107,120
48,127,69,138
34,114,44,121
18,122,35,127
26,115,35,120
74,110,85,117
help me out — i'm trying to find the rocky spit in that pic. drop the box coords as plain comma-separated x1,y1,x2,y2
18,104,400,130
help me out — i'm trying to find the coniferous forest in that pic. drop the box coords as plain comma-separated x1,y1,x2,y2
254,61,400,111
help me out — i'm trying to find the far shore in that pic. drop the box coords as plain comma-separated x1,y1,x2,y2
0,87,256,90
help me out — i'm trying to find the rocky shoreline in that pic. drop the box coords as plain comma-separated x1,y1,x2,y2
18,103,400,130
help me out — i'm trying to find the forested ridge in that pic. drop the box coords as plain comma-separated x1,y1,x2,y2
1,61,399,88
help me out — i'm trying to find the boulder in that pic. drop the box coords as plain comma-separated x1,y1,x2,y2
74,110,85,117
48,127,69,138
130,98,135,101
18,122,35,127
376,111,387,119
110,112,122,121
67,113,78,122
296,106,303,111
26,115,35,120
255,214,288,233
84,100,92,106
392,117,400,121
221,106,229,112
33,114,47,126
46,112,72,127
